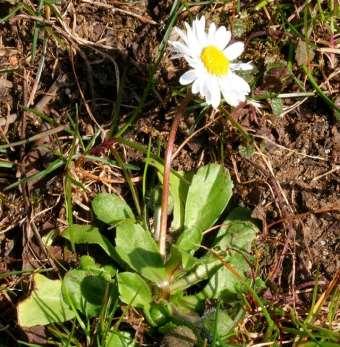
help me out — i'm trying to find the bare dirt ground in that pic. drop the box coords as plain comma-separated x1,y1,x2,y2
0,0,339,344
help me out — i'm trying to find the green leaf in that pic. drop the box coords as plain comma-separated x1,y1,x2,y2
116,221,167,284
175,227,201,255
199,253,249,299
17,274,75,327
62,224,117,260
295,39,315,66
105,331,135,347
214,208,258,253
170,258,221,294
79,255,99,270
167,170,192,231
165,245,199,274
202,308,234,341
117,272,152,309
62,269,116,317
223,206,252,221
170,292,202,313
199,209,258,299
78,255,116,279
238,143,255,158
146,158,190,231
177,164,233,252
92,193,134,225
268,97,283,117
146,302,171,326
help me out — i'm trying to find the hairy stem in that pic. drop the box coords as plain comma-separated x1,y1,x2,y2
159,93,191,259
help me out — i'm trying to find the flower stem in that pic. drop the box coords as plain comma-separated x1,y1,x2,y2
159,93,191,259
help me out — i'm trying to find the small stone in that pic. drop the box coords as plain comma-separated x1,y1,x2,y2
161,326,197,347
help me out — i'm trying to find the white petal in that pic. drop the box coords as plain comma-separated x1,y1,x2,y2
233,92,246,106
189,40,203,57
220,76,247,107
231,62,253,71
199,77,206,98
214,26,231,50
169,53,184,60
183,22,202,56
224,42,244,61
209,78,221,109
192,78,200,94
202,81,212,105
185,56,201,69
179,69,197,85
197,16,205,34
192,18,199,36
207,23,216,41
174,27,188,44
221,88,242,107
169,41,191,56
194,16,206,44
184,22,192,37
185,22,196,47
230,72,250,94
198,75,209,99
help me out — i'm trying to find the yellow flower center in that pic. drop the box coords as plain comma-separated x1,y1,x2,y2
200,45,229,76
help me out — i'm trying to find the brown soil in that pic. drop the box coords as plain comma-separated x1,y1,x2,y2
0,0,339,344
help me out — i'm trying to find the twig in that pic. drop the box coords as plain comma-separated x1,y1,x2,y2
0,125,66,150
27,35,48,107
0,74,67,127
34,73,68,111
317,47,340,54
81,0,157,25
253,134,327,161
159,93,191,259
250,341,293,347
0,113,17,127
172,113,222,160
279,96,309,118
75,167,141,185
244,147,296,283
69,48,105,133
267,204,340,229
312,165,340,181
15,13,116,50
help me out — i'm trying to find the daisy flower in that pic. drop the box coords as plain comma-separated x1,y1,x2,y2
169,16,253,109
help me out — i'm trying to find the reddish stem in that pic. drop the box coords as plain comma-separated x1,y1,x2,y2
159,93,191,258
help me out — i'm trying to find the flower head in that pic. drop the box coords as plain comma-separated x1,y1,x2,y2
169,16,253,109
